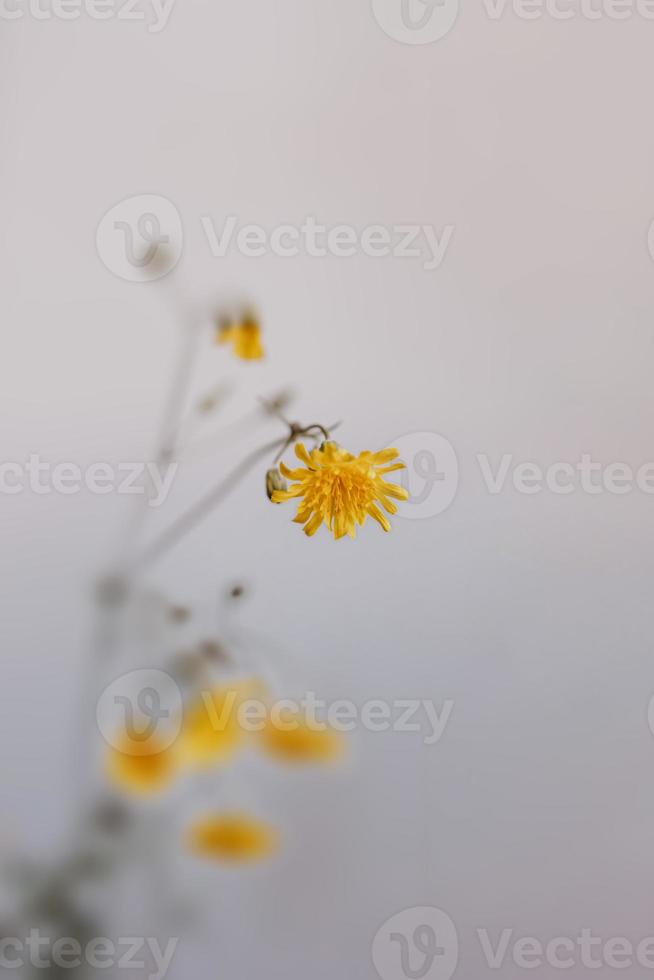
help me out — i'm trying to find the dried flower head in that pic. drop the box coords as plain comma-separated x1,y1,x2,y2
260,389,294,417
272,441,408,539
171,649,204,683
168,605,191,624
197,639,230,664
186,813,278,863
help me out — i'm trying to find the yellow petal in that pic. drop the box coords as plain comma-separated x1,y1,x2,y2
187,812,278,862
294,443,313,467
367,503,391,532
304,512,323,536
382,482,410,500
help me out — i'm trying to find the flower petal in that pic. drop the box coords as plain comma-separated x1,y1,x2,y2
366,503,391,532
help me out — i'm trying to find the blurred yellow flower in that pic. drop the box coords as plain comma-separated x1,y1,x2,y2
259,714,344,765
187,813,278,863
272,441,409,539
107,732,178,795
179,682,257,768
216,313,264,360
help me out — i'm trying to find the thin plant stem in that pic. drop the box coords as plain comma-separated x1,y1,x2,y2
122,316,203,551
132,436,287,571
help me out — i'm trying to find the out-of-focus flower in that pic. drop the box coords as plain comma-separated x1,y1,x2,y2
216,312,264,360
259,714,344,765
272,441,408,539
107,733,178,795
186,813,278,863
179,681,260,767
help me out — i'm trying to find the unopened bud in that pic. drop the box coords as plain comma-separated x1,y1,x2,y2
266,467,287,502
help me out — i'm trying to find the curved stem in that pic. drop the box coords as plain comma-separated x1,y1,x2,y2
132,436,286,571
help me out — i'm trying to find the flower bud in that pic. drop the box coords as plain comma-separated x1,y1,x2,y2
266,467,287,502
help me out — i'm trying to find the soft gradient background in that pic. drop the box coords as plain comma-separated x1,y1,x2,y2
2,2,654,977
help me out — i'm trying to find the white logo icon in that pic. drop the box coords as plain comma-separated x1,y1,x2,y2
647,692,654,738
647,218,654,267
371,0,459,44
373,907,459,980
96,194,183,282
96,669,183,754
393,432,459,519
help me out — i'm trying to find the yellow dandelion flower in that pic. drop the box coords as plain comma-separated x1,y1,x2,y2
186,812,278,863
259,713,344,766
216,313,264,360
179,681,257,768
107,732,178,796
271,441,409,539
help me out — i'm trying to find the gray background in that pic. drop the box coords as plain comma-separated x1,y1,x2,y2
2,1,654,977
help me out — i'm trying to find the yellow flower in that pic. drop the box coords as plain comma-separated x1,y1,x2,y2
186,813,278,863
179,682,257,768
272,441,409,539
107,732,178,795
216,313,264,360
259,713,344,765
